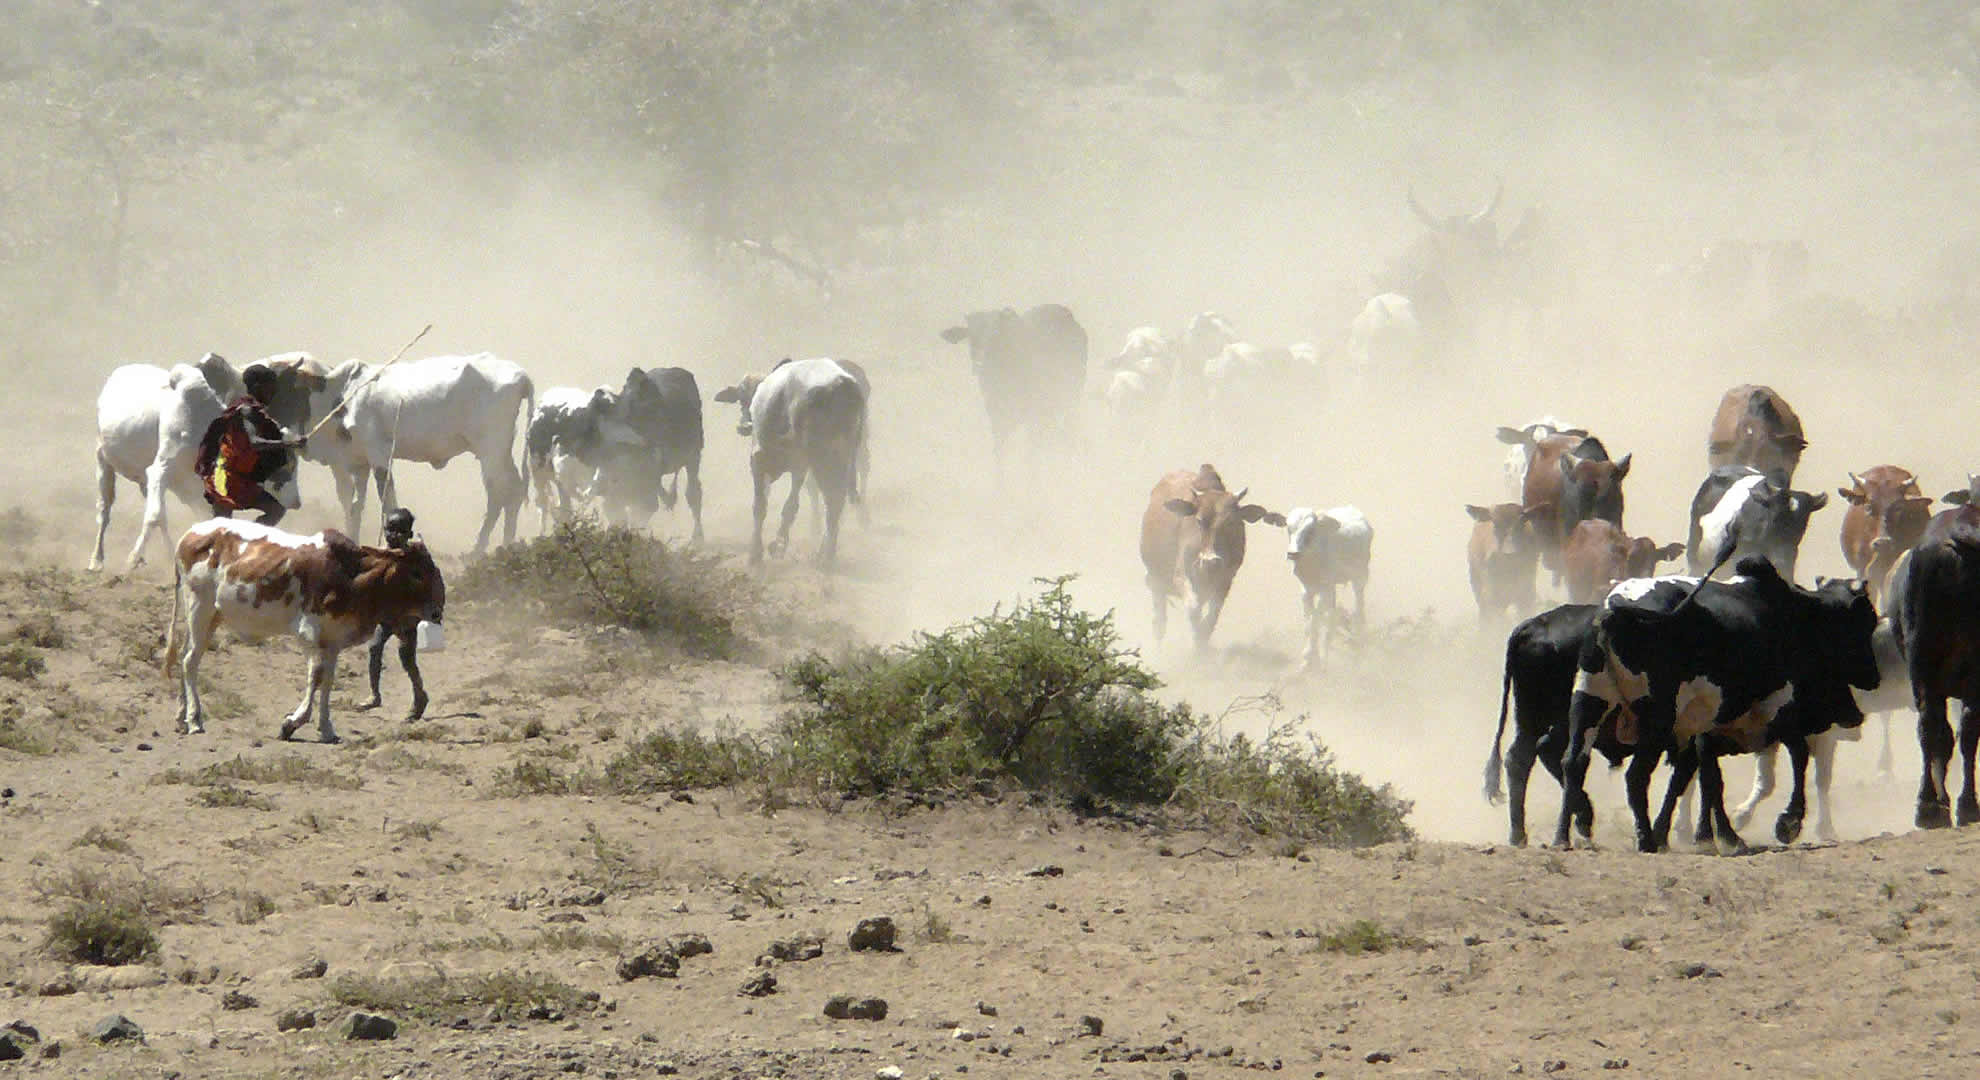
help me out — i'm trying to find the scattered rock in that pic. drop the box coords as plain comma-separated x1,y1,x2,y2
1673,962,1723,980
544,911,588,924
738,970,777,997
1078,1015,1104,1037
654,1064,678,1076
340,1012,398,1041
92,1014,144,1044
670,790,694,803
0,1035,22,1062
3,1022,38,1043
221,989,259,1011
1365,1051,1393,1064
1170,1070,1188,1080
666,932,713,959
72,965,166,991
1543,1062,1568,1075
876,1068,905,1080
1603,1060,1630,1071
275,1007,317,1033
292,956,329,980
847,916,899,952
1024,865,1065,878
669,901,690,914
873,868,924,882
1926,865,1948,876
976,1001,998,1017
973,895,991,907
824,995,889,1021
767,934,824,962
38,1040,59,1060
36,977,74,997
558,884,607,907
616,943,681,981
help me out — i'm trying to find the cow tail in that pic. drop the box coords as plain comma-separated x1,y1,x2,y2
517,374,536,508
847,396,866,506
1484,637,1513,805
162,557,184,680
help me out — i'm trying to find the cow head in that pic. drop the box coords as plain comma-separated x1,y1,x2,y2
1164,481,1284,585
1284,507,1340,560
1466,502,1543,555
1623,537,1688,579
712,374,768,437
264,454,304,511
1941,474,1980,507
1558,444,1631,533
1806,574,1882,694
243,353,329,438
194,352,245,399
1495,418,1587,450
940,309,1023,376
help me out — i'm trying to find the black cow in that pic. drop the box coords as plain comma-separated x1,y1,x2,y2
1686,465,1828,579
1555,557,1880,854
594,366,706,543
939,305,1087,481
524,386,621,532
1483,603,1622,847
1895,502,1980,828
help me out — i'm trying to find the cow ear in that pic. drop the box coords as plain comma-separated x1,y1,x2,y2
1494,426,1530,446
1164,498,1197,517
1464,504,1491,522
713,385,740,403
1838,486,1867,505
940,326,969,345
1805,491,1829,512
1657,542,1686,561
1945,490,1972,506
1613,453,1632,478
1240,505,1279,526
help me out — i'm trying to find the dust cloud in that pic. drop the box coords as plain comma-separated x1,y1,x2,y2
10,5,1978,846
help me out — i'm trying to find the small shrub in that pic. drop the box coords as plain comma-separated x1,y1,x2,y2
598,724,771,793
455,520,744,657
32,865,207,923
490,757,580,796
918,901,953,944
194,784,275,810
0,642,45,681
0,716,56,755
1312,918,1422,956
1169,708,1415,848
233,889,277,924
535,926,624,952
394,819,442,841
331,969,586,1021
45,899,158,965
13,613,64,649
74,825,134,855
367,746,466,777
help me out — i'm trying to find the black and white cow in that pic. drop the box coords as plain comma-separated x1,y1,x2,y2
713,357,867,567
1554,558,1880,854
524,386,624,532
1686,464,1828,579
1483,602,1610,847
593,366,706,543
1282,506,1371,667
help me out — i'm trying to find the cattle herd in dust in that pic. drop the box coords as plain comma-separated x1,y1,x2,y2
76,184,1980,860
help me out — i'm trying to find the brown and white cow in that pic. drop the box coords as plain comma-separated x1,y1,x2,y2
1559,519,1685,604
1838,465,1931,605
1513,432,1630,573
1465,502,1543,621
164,519,446,743
1141,464,1283,649
1707,384,1805,484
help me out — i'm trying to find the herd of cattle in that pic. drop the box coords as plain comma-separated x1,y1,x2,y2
79,277,1980,858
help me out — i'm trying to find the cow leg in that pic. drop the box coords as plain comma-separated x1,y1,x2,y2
1623,736,1664,853
1876,713,1895,778
1730,743,1777,829
1299,588,1320,669
816,469,847,566
331,466,361,537
1958,701,1980,827
1696,748,1749,855
399,631,427,722
1148,579,1168,642
1535,726,1594,840
683,461,705,545
176,604,218,736
314,651,341,743
1191,590,1223,651
278,656,319,741
1503,727,1541,847
1774,736,1810,845
1351,577,1367,630
1553,691,1606,849
1811,729,1840,842
473,461,504,555
528,455,555,534
128,461,172,572
773,466,806,558
359,624,390,710
747,456,771,567
1652,744,1699,853
90,448,117,572
1320,586,1341,659
1916,695,1955,829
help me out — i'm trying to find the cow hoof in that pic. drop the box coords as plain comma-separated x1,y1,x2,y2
1635,832,1659,854
1917,802,1954,830
278,722,301,742
320,734,341,745
1958,800,1980,828
355,699,381,712
1774,814,1803,846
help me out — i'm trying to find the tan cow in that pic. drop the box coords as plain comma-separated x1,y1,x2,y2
1141,464,1283,649
1707,384,1806,483
1466,502,1544,621
1838,465,1930,605
1560,519,1685,604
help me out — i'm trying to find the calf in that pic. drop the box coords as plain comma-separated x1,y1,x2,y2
1555,559,1880,853
713,357,867,567
524,386,623,532
164,519,446,743
1838,465,1930,605
1141,465,1283,649
1895,501,1980,828
1560,519,1684,604
1686,465,1827,579
1464,503,1543,622
1282,506,1372,666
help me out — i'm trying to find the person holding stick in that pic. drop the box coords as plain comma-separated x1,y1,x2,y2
195,364,305,525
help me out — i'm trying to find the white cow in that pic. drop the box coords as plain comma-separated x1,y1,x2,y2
1103,325,1173,431
1283,506,1373,667
301,353,535,553
90,353,313,573
163,518,445,743
713,357,867,567
1347,293,1421,377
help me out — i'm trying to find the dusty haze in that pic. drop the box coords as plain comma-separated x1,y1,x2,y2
10,3,1980,846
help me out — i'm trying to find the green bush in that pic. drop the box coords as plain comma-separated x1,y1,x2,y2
598,724,771,794
330,969,587,1021
45,899,159,965
0,643,45,681
456,521,743,658
1311,918,1422,956
1169,708,1415,848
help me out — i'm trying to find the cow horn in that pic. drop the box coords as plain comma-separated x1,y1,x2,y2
1469,177,1503,224
1407,186,1441,231
1847,471,1861,490
1233,486,1249,503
